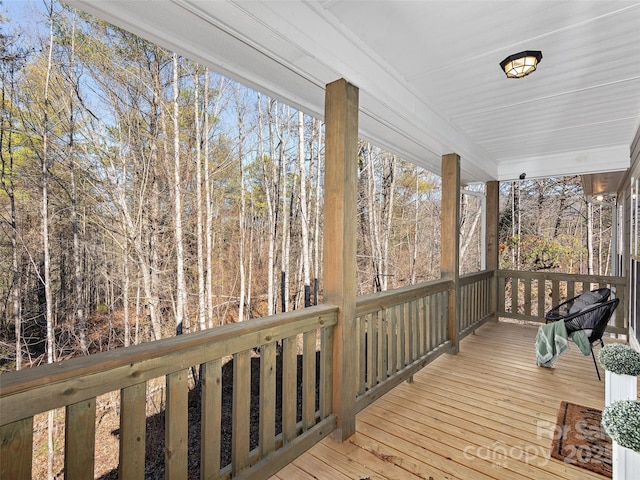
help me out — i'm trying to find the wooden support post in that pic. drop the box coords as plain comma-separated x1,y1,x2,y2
324,78,358,441
441,153,460,353
486,181,499,320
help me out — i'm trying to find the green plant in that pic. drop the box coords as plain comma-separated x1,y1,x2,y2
598,344,640,376
602,400,640,453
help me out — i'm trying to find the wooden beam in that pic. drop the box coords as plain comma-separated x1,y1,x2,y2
486,181,499,320
441,153,460,353
323,78,359,440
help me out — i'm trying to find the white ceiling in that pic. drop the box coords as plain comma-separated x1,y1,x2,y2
66,0,640,187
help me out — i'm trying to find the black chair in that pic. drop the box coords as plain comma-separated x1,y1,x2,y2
544,287,610,323
545,297,619,380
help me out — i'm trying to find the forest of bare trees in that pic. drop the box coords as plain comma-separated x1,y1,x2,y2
0,1,612,373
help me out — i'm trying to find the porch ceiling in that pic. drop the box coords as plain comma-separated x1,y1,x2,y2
65,1,640,187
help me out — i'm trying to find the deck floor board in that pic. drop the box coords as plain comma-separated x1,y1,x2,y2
271,321,617,479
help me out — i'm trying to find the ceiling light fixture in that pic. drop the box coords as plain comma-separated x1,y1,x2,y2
500,50,543,78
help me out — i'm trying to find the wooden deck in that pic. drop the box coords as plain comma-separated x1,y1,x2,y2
271,320,617,480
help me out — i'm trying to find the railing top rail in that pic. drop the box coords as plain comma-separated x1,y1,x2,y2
356,278,454,317
460,270,493,286
497,269,627,286
0,304,338,426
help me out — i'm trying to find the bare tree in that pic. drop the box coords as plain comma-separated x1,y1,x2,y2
172,52,188,334
236,84,248,322
0,29,24,369
277,104,292,312
297,110,311,306
312,117,322,304
194,68,206,331
41,4,56,476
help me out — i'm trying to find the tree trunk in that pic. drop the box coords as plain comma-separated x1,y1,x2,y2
312,117,322,304
259,95,277,316
366,144,383,292
43,4,56,477
381,154,395,290
298,111,311,306
459,194,481,268
194,69,206,331
123,237,130,347
67,16,88,354
0,42,22,369
411,172,419,285
237,85,247,322
279,104,292,313
172,52,188,335
147,46,164,341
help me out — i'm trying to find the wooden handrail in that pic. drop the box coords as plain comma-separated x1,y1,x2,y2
1,305,338,425
498,269,626,285
356,278,453,317
460,269,494,286
1,274,506,479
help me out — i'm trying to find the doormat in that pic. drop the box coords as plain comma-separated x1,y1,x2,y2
550,401,612,477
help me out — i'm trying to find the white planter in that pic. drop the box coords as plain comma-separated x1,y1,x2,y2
612,441,640,480
605,370,638,407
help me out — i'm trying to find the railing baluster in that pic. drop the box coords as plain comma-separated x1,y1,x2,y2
401,303,409,368
425,295,432,351
389,305,398,375
259,342,276,457
64,398,97,479
567,280,575,302
376,311,384,383
430,293,437,349
498,276,506,315
524,278,532,316
0,417,33,479
302,331,316,430
483,278,488,318
412,299,420,361
381,310,389,381
120,383,146,480
538,278,546,318
357,314,366,395
367,313,375,389
552,280,560,309
231,351,251,475
200,360,221,480
435,293,441,345
416,298,424,357
471,283,476,326
282,335,297,444
166,369,188,480
471,282,476,326
320,326,333,418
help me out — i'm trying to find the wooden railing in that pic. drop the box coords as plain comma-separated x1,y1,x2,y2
497,270,628,334
0,273,500,479
459,270,495,339
353,273,495,412
0,305,338,480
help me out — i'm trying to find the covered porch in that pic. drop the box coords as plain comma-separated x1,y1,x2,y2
3,1,640,479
